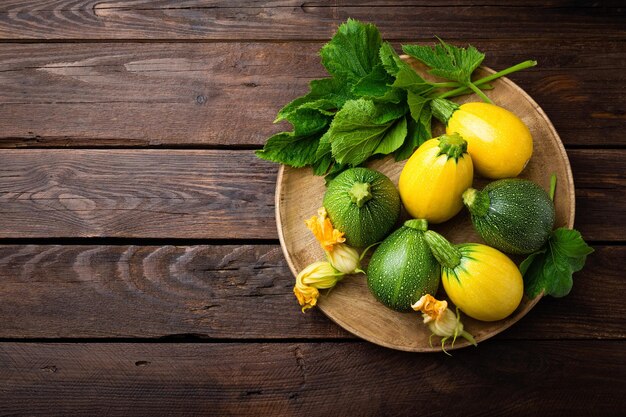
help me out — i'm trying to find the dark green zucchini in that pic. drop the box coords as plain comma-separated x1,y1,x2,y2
367,219,440,312
323,167,400,248
462,178,555,255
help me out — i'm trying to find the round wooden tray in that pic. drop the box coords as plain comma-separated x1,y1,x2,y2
275,66,575,352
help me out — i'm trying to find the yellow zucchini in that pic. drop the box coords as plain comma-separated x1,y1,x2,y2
398,133,473,223
424,230,524,322
432,98,533,179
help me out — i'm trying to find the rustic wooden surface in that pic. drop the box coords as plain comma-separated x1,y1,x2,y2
0,1,624,415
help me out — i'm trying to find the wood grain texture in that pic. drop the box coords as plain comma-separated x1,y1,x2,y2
0,1,623,40
1,0,617,11
0,150,277,239
0,149,623,240
0,41,623,147
0,244,345,339
1,341,624,416
0,244,622,340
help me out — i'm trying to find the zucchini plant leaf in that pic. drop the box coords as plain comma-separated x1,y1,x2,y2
351,63,401,102
320,18,383,83
394,108,431,161
520,228,594,298
402,38,485,85
275,78,353,122
256,109,331,168
328,99,408,166
312,132,333,175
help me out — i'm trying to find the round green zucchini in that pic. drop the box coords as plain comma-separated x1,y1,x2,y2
323,167,400,248
463,178,555,255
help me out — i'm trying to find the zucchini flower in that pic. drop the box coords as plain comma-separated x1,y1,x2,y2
305,208,364,274
412,294,477,354
294,261,345,312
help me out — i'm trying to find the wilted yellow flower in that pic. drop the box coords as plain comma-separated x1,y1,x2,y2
294,261,344,312
293,284,319,313
305,207,345,252
412,294,477,354
305,208,363,274
327,243,363,274
412,294,448,324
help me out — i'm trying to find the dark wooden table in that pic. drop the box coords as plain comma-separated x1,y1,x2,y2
1,1,625,415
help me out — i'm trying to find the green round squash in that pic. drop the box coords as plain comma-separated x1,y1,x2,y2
323,167,400,248
367,219,440,312
463,178,555,255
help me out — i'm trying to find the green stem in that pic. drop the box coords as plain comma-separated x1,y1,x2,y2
404,218,429,231
430,81,461,88
424,230,462,269
359,241,380,261
437,133,468,161
549,173,557,201
431,98,460,124
435,60,538,100
462,188,490,217
348,182,372,208
461,330,477,347
468,82,492,104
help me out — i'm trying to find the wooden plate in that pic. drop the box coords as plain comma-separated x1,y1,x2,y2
275,65,575,352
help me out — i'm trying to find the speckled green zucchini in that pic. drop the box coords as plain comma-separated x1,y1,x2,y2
323,167,400,248
366,219,440,312
462,178,555,255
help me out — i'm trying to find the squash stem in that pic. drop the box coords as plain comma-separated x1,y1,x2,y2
424,230,462,269
435,60,538,100
348,182,373,208
462,188,490,217
431,98,460,124
437,133,468,161
404,218,429,231
549,173,557,201
468,82,493,104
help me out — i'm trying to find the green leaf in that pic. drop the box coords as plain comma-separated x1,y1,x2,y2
380,42,435,95
351,63,396,100
402,38,485,84
328,99,408,166
392,65,433,95
407,91,431,123
520,228,594,298
324,162,350,185
256,109,331,168
373,116,407,154
379,42,402,76
394,107,432,161
320,19,383,83
275,78,352,122
312,131,333,175
256,130,325,168
394,92,432,160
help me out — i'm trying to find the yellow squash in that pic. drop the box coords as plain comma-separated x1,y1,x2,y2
432,99,533,179
398,133,473,224
424,230,524,322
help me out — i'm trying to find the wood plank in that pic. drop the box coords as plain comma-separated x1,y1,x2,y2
0,244,622,340
0,150,278,239
0,341,624,416
570,149,626,242
0,149,623,240
0,2,622,40
0,41,623,147
1,0,618,11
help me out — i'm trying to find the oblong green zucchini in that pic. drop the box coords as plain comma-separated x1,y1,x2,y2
367,219,440,312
